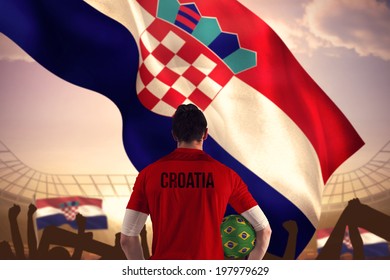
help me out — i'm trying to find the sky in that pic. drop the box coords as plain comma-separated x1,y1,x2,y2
0,0,389,177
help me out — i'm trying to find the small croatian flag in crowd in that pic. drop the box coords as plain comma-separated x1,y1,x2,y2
317,227,390,259
35,196,108,230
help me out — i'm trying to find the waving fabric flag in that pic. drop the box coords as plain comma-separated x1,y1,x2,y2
0,0,364,258
35,196,108,230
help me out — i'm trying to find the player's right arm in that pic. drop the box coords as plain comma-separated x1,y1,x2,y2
121,169,150,260
120,209,148,260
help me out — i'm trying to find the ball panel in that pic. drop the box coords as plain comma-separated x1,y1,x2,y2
220,214,256,259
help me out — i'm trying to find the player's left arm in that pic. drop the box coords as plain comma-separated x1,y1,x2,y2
120,209,148,260
241,206,272,260
228,171,272,259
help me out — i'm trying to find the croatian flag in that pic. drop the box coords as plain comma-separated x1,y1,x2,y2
317,228,390,259
0,0,364,258
35,196,108,230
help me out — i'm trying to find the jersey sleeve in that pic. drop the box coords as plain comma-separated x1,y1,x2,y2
121,209,148,236
241,205,269,231
126,169,150,215
228,170,258,214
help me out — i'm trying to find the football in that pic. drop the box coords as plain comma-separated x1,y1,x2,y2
220,214,256,259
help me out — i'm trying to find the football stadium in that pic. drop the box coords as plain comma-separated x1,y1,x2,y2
1,140,389,259
1,0,389,262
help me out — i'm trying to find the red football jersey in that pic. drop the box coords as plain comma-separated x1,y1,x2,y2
126,148,257,259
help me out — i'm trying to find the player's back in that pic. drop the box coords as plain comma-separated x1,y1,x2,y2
143,148,239,259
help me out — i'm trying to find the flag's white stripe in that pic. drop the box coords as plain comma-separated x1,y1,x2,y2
317,237,328,248
85,1,323,225
361,232,388,245
36,205,105,218
204,77,323,226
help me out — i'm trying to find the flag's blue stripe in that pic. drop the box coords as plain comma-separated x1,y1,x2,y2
36,214,108,230
363,243,389,258
320,243,390,259
0,0,314,258
85,215,108,230
339,242,390,258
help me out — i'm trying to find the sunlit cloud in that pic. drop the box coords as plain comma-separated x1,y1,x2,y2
238,0,342,57
240,0,390,60
303,0,390,60
266,17,330,57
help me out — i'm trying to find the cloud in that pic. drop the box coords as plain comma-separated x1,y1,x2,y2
0,33,34,62
238,0,332,57
303,0,390,60
264,17,329,57
241,0,390,60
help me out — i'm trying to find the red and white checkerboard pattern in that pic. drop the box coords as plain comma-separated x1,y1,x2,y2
61,205,79,221
137,20,233,116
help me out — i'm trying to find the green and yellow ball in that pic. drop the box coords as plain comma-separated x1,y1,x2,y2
221,214,256,259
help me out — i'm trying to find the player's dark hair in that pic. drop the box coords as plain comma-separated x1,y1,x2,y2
172,104,207,142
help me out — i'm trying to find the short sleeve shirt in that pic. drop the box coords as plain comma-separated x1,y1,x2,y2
126,148,257,259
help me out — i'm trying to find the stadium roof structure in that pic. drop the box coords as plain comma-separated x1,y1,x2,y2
321,141,390,213
1,140,389,215
0,141,136,205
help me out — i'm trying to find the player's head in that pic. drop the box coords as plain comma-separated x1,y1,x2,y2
172,104,207,143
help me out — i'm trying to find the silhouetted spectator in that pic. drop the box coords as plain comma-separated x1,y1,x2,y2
0,241,15,260
27,203,38,259
8,204,25,259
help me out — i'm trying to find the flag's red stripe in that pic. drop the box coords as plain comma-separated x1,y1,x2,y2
317,228,333,239
36,196,102,208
